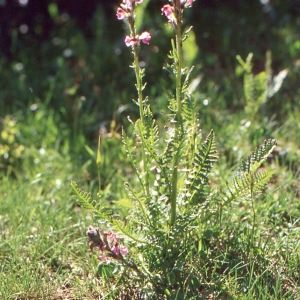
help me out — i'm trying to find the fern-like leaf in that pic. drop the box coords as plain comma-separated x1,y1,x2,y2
182,94,196,125
143,103,159,151
239,139,277,174
188,129,218,204
71,181,112,220
224,139,277,203
251,170,276,193
135,118,158,160
225,170,275,202
71,180,94,210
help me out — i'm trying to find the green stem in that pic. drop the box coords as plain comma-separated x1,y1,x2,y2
129,14,150,199
175,2,183,118
250,172,256,251
170,1,183,226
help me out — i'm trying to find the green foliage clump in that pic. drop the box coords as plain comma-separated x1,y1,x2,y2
237,51,288,119
0,116,24,172
72,1,279,298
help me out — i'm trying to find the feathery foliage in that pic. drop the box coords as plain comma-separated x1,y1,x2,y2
188,129,218,204
71,180,112,221
71,2,279,298
237,52,287,119
224,139,277,203
240,138,277,173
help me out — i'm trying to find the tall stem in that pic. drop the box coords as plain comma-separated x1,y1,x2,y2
170,0,183,226
175,0,183,119
129,14,150,199
249,172,256,253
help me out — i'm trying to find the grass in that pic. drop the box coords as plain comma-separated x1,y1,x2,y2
1,97,299,299
0,143,92,299
0,103,131,299
1,5,300,300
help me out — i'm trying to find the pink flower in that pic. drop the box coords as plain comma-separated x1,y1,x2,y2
119,245,129,257
161,4,177,26
161,4,173,18
124,32,151,47
116,0,134,20
139,31,151,45
111,244,120,255
116,7,127,19
121,0,132,10
108,232,119,244
125,36,139,47
88,227,129,263
183,0,193,7
116,0,144,21
111,243,129,257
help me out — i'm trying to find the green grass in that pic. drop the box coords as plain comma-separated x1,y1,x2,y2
1,97,299,299
0,102,133,299
0,146,93,299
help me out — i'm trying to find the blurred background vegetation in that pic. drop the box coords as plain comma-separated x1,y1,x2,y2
1,0,300,174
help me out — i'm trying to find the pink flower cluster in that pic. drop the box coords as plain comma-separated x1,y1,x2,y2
161,4,177,27
181,0,194,7
125,32,151,47
116,0,143,20
116,0,151,48
161,0,194,27
86,226,128,263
